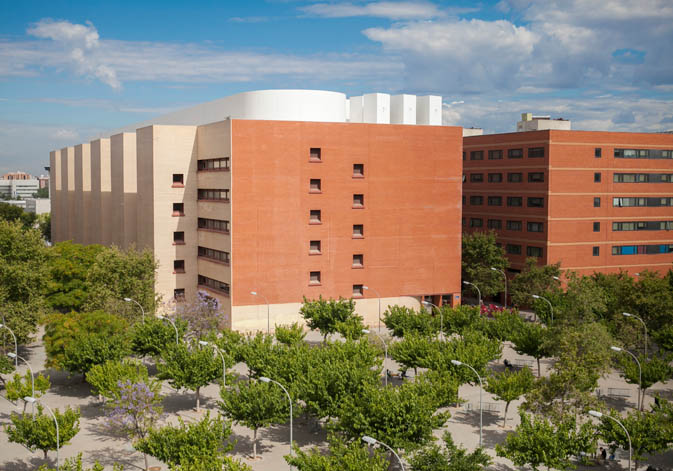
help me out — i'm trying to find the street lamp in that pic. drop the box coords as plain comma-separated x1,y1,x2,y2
24,396,59,470
490,267,507,308
259,377,293,464
611,346,642,410
250,291,270,335
363,329,388,386
157,315,179,344
0,322,18,368
531,294,553,325
8,353,35,410
462,281,482,305
451,360,483,448
422,300,443,340
362,286,382,333
622,312,647,356
123,297,145,322
362,436,405,471
588,410,631,471
198,341,226,388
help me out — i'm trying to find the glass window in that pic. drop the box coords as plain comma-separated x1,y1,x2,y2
508,173,523,183
593,246,600,256
594,197,601,207
470,173,484,182
470,151,484,160
487,219,502,229
353,194,364,207
527,222,544,232
488,150,503,160
507,196,523,207
528,172,544,183
353,164,364,177
506,244,522,255
595,148,602,158
352,254,364,267
506,220,522,231
309,271,321,285
310,209,322,223
593,222,600,232
198,158,230,171
508,149,523,159
310,148,321,161
470,218,483,228
470,195,483,205
528,147,545,158
310,178,322,192
527,197,544,208
488,173,502,183
487,196,502,206
594,172,602,183
527,246,543,257
353,224,364,237
310,240,321,254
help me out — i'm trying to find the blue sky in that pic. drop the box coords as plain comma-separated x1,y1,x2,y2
1,0,672,177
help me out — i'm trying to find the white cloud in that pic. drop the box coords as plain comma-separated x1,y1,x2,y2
300,1,444,20
51,128,79,140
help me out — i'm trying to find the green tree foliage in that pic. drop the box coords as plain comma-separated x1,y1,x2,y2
626,270,673,331
0,220,50,344
237,332,276,378
6,371,51,410
300,296,364,342
219,379,291,459
389,333,434,376
442,306,484,336
37,453,124,471
5,404,81,459
286,433,389,471
616,353,673,409
130,316,188,358
461,231,509,298
134,412,234,467
409,431,491,471
484,367,534,427
479,309,525,342
558,271,608,324
167,456,251,471
382,305,439,338
275,322,307,345
0,202,38,229
511,323,553,377
509,258,562,309
38,213,51,242
85,359,153,400
654,324,673,352
213,328,246,363
157,340,222,411
496,412,596,471
62,327,132,376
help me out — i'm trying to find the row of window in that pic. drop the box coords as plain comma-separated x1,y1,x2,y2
469,172,673,185
466,147,545,161
503,244,544,257
613,173,673,183
466,218,544,232
612,244,673,255
198,217,230,233
612,220,673,231
615,149,673,159
613,197,673,207
465,195,545,208
198,189,229,201
197,158,230,171
198,246,230,264
198,274,230,295
308,273,366,296
469,172,545,183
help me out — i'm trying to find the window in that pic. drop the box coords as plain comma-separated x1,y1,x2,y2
352,254,364,268
198,189,229,201
462,218,466,227
173,231,185,244
352,284,364,297
614,173,673,183
310,148,321,161
310,179,322,193
593,222,600,232
198,217,229,233
506,244,522,255
612,220,673,231
506,220,522,231
488,196,502,206
309,271,321,285
612,244,673,255
353,163,364,177
508,172,523,183
462,152,466,161
528,147,545,158
173,260,185,273
508,148,523,159
310,240,321,254
462,195,466,205
172,203,184,216
613,197,673,207
594,197,601,207
470,218,483,228
174,289,185,300
507,196,523,207
527,221,544,232
528,172,544,183
470,151,484,160
353,224,364,238
488,150,503,160
593,246,600,256
310,210,322,224
595,148,602,158
470,173,484,183
527,197,544,208
353,194,364,208
198,246,230,264
172,173,184,187
470,195,483,205
487,219,502,229
488,173,502,183
527,246,543,257
615,149,673,159
594,172,602,183
198,275,230,295
198,158,230,171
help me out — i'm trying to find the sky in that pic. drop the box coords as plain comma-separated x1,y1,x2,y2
1,0,672,177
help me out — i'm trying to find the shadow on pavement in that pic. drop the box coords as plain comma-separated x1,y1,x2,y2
230,433,273,459
482,427,510,448
2,456,49,471
87,445,145,470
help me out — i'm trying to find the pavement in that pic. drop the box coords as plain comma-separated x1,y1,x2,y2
1,327,672,471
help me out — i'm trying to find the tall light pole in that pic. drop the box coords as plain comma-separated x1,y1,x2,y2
622,312,647,356
422,300,443,340
611,346,642,410
363,286,382,333
490,267,507,308
157,315,179,344
259,377,293,465
123,297,145,322
25,396,59,470
451,360,483,448
8,353,35,411
0,322,18,368
531,294,553,325
363,329,388,386
250,291,270,335
462,281,482,305
588,410,631,471
362,436,405,471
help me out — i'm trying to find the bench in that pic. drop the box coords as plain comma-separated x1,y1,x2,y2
607,388,631,398
513,358,535,369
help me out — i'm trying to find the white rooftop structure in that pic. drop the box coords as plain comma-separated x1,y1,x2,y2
517,112,571,132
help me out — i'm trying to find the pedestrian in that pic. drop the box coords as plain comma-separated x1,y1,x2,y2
600,447,607,461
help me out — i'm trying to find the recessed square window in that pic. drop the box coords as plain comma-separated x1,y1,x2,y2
488,173,502,183
593,246,600,256
527,197,544,208
173,260,185,273
528,147,545,158
352,254,364,268
310,147,322,161
595,148,602,158
526,246,543,257
310,240,321,254
594,197,601,207
528,172,544,183
173,231,185,244
172,173,184,187
507,172,523,183
309,271,321,285
353,194,364,208
470,151,484,160
507,196,523,207
310,179,322,193
353,224,364,238
593,222,601,232
174,288,185,300
508,148,523,159
470,195,483,205
506,244,522,255
470,173,484,183
594,172,602,183
470,218,483,228
353,164,364,177
172,202,184,216
352,284,364,297
488,150,503,160
487,219,501,229
310,210,322,224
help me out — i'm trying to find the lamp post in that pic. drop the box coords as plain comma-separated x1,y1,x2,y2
531,294,553,325
123,297,145,322
0,322,18,368
8,353,35,411
362,286,382,333
462,281,482,305
622,312,647,356
250,291,270,335
363,329,388,386
491,267,507,308
451,360,483,448
259,377,293,464
362,435,405,471
611,346,642,410
588,410,631,471
24,396,59,470
422,300,443,340
157,315,179,344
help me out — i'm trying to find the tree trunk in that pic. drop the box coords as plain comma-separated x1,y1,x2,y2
537,357,541,377
196,387,200,411
640,387,646,410
144,452,149,471
253,428,258,459
503,401,510,427
43,450,48,460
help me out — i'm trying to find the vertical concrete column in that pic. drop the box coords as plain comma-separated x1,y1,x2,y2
49,150,62,242
93,138,113,246
74,143,91,244
111,132,138,249
136,127,155,252
59,147,75,242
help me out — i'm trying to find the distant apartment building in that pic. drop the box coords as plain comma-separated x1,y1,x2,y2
50,90,463,330
463,115,673,277
0,178,40,199
2,171,34,180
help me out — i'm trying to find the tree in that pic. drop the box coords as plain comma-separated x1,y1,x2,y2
156,340,222,411
510,323,553,377
300,296,364,342
654,324,673,353
558,271,608,324
38,213,51,242
219,379,290,460
509,258,562,309
130,316,188,358
388,333,435,376
237,332,277,378
61,328,132,376
479,309,525,342
5,404,81,460
172,290,228,338
5,371,51,411
442,305,484,336
461,231,509,298
274,322,307,345
616,353,673,409
0,202,37,229
85,359,153,401
382,305,439,338
37,453,123,471
496,412,596,471
33,187,49,198
484,367,534,427
286,433,389,471
409,432,491,471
